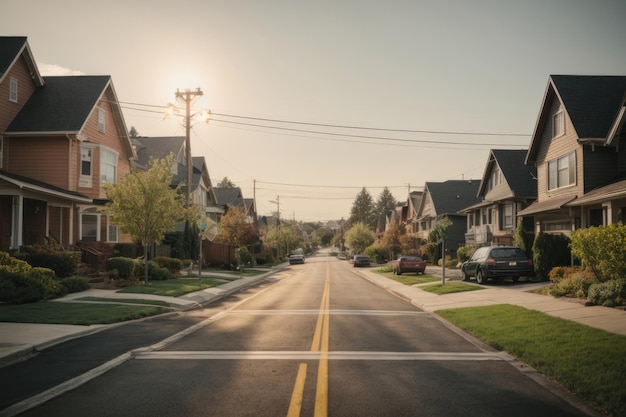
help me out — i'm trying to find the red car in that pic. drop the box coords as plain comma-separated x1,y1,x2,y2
392,256,426,275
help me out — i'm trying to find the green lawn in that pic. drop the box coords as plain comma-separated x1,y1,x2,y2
437,304,626,417
0,302,169,325
420,282,484,295
118,277,225,297
374,270,440,286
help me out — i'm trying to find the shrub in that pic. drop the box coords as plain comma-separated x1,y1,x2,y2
365,245,388,264
587,279,626,307
138,260,172,281
570,223,626,282
13,246,78,278
153,256,184,274
532,232,571,280
60,276,90,293
106,257,138,279
456,245,475,263
549,269,596,299
0,265,65,303
112,243,138,258
548,266,582,284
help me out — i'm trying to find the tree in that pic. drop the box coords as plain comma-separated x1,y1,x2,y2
349,188,376,229
345,222,376,254
106,155,197,284
129,126,139,138
374,187,397,232
217,177,236,188
214,206,259,249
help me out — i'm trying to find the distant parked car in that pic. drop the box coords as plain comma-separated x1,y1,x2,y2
353,255,371,267
392,256,426,275
461,246,533,284
288,255,305,265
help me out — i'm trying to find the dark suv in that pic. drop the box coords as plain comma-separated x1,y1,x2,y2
353,255,371,267
461,246,533,284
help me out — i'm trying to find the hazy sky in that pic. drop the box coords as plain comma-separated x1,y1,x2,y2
2,1,626,221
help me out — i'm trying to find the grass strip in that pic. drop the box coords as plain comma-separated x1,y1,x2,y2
76,297,170,307
374,271,440,286
437,304,626,416
0,302,169,325
420,282,484,295
118,278,224,297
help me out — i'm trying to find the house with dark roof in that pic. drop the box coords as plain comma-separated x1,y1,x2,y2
460,149,537,246
518,75,626,232
414,180,481,258
131,137,219,220
0,36,136,249
213,187,257,225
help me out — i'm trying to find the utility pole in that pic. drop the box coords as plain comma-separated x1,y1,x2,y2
175,87,203,207
270,196,281,259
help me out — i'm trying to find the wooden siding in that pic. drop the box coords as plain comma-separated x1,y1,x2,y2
0,55,37,134
5,137,70,189
535,99,584,202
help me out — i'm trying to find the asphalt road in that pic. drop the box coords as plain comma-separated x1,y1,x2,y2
2,256,592,417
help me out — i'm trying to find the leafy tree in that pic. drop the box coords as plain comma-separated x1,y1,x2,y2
313,226,334,246
217,177,236,187
345,222,376,254
349,187,376,229
570,223,626,281
265,226,301,258
374,187,397,232
129,126,139,138
214,206,259,249
106,155,197,284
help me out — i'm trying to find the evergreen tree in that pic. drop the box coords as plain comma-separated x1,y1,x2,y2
374,187,397,232
349,187,376,230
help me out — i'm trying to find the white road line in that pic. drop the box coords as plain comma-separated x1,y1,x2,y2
134,351,505,361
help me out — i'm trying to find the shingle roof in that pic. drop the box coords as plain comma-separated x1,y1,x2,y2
0,169,91,202
132,136,186,168
490,149,537,198
214,187,244,207
6,76,111,133
0,36,27,77
551,75,626,139
425,180,481,215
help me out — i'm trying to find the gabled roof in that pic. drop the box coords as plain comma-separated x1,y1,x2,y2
479,149,537,199
0,36,43,86
132,136,185,168
214,187,244,208
566,174,626,207
527,75,626,164
424,180,481,216
0,169,91,203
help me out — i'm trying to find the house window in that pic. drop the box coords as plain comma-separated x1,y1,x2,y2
548,152,576,190
488,166,501,191
544,221,571,232
502,203,514,229
100,148,117,184
80,146,92,187
107,218,119,243
9,78,18,102
98,108,106,133
553,110,565,138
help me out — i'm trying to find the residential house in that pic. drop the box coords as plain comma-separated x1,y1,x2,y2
0,36,136,250
414,180,481,258
461,149,537,246
213,187,257,225
518,75,626,232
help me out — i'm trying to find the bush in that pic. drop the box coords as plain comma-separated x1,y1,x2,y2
570,223,626,282
365,245,388,264
587,279,626,307
548,266,582,284
107,257,138,279
60,276,90,293
138,260,172,281
153,256,184,274
532,232,571,280
0,264,65,304
549,269,596,299
112,243,138,258
14,246,78,278
456,245,475,263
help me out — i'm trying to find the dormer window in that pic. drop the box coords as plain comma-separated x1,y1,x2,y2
9,78,18,103
98,108,106,133
552,110,565,138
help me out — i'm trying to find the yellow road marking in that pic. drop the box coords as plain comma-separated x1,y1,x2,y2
287,363,308,417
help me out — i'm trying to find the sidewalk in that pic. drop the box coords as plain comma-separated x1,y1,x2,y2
1,263,625,367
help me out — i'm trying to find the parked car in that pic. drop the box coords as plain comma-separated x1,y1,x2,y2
392,256,426,275
352,255,371,267
288,254,305,265
461,246,533,284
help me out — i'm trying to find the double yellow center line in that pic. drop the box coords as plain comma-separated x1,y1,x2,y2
287,263,330,417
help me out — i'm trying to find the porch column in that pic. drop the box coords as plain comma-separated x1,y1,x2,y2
69,203,75,245
12,195,23,249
